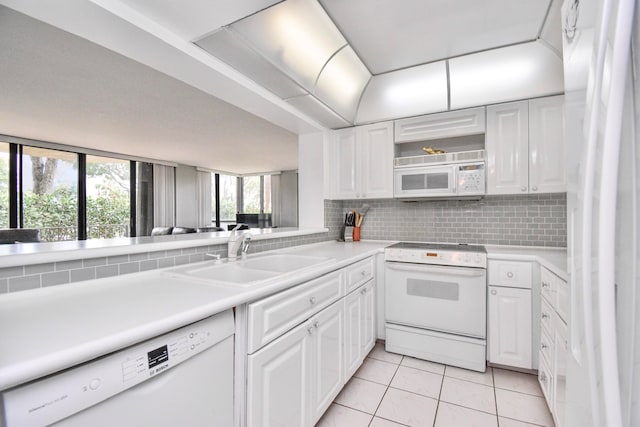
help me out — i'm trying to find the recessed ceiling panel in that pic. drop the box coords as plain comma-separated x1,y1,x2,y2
320,0,552,74
356,61,448,124
232,0,347,92
314,46,370,122
195,28,306,99
449,41,564,109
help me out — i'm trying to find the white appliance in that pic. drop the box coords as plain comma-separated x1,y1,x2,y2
0,311,235,427
563,0,640,426
393,150,486,199
384,243,487,372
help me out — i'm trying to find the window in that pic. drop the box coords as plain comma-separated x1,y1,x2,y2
22,146,78,241
219,174,237,230
0,143,9,228
86,155,130,239
242,176,261,214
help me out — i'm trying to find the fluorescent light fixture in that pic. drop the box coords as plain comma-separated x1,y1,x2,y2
314,46,371,122
232,0,347,92
356,61,448,123
449,41,564,109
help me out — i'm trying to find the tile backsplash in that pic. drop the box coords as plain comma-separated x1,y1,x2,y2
328,193,567,247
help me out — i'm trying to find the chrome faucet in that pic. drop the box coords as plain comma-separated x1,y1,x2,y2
228,225,251,260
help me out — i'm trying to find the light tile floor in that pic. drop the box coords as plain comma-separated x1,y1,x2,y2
316,342,554,427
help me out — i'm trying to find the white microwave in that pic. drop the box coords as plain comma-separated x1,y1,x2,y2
394,161,486,199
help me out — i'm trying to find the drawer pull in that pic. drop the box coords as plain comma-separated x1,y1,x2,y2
507,271,514,279
307,326,315,335
309,296,317,305
313,321,320,329
490,289,497,295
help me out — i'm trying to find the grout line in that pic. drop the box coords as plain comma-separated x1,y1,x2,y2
498,414,548,427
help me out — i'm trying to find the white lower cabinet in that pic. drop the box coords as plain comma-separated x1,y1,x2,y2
245,257,377,427
344,280,376,378
488,286,532,369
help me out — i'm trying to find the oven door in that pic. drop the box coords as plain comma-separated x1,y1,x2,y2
385,262,486,338
394,166,455,198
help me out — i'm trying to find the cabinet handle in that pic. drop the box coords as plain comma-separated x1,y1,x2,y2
490,289,497,295
361,288,367,295
542,312,550,319
542,282,550,288
521,186,527,192
507,271,514,279
540,372,547,382
307,326,315,335
532,186,538,191
361,270,367,276
309,296,317,305
541,343,548,350
313,321,320,329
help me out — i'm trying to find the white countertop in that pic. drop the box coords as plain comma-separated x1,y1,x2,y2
0,240,388,391
0,227,328,268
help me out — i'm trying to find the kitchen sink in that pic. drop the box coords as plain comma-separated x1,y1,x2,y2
238,254,331,273
165,253,332,286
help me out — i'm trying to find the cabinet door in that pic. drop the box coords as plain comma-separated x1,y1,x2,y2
361,280,376,354
343,288,362,378
310,302,344,425
529,95,566,193
247,323,311,427
486,101,529,194
332,127,358,199
488,286,532,369
358,121,393,199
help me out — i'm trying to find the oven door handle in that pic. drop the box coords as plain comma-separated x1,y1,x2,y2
385,262,485,277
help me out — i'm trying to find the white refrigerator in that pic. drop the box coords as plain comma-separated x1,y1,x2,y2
563,0,640,426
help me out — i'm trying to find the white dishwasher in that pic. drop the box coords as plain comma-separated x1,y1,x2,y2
0,310,234,427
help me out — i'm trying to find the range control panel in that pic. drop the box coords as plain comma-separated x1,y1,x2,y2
2,311,233,427
385,244,487,268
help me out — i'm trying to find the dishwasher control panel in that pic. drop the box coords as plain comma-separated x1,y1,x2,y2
1,310,234,427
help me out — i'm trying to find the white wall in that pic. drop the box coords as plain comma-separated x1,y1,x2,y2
298,132,326,228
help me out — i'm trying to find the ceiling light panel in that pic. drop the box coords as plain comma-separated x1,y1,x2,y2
232,0,347,92
314,46,370,122
320,0,551,74
356,61,448,124
195,28,306,99
449,41,564,109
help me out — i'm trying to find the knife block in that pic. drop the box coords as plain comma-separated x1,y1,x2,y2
344,226,354,242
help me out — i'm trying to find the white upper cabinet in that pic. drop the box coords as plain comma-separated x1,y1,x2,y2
486,95,565,194
394,107,485,143
529,95,566,193
486,101,529,194
328,121,393,199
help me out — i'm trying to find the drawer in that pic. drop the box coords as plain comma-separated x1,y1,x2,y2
541,297,554,336
247,270,343,353
538,355,554,410
557,277,569,323
488,260,532,289
540,325,554,368
540,267,557,302
345,257,374,293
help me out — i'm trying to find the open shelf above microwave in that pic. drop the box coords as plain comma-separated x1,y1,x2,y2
394,149,486,168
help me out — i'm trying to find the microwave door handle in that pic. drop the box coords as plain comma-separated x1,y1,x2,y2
385,262,485,277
